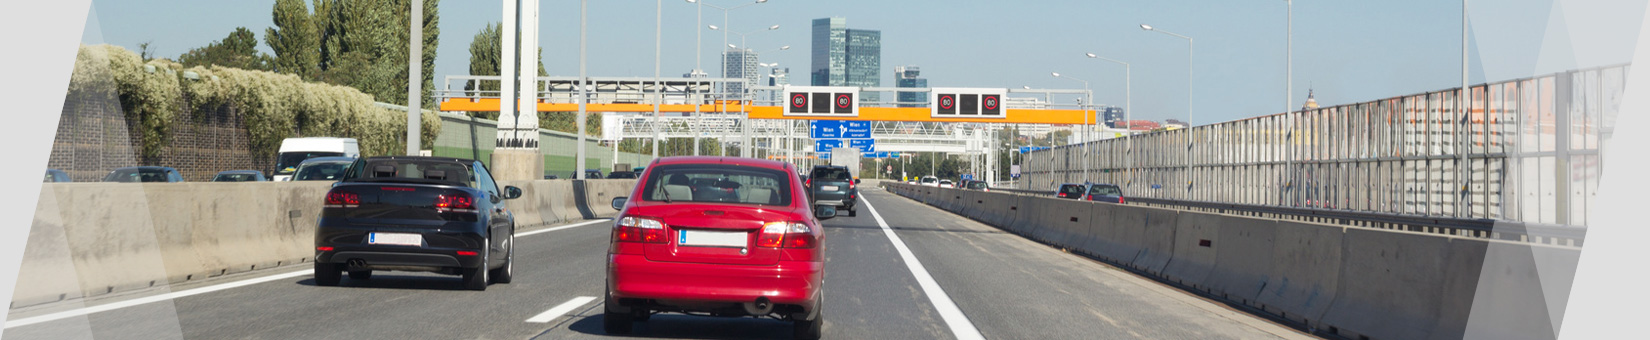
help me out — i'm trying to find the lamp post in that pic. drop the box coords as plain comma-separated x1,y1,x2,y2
713,24,779,158
1052,72,1091,182
1085,53,1130,190
1140,23,1194,200
653,0,662,159
685,0,767,156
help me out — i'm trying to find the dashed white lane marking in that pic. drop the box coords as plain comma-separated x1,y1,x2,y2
860,195,986,340
518,218,612,237
526,296,599,323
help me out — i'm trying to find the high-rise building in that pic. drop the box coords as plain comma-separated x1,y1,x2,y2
1099,106,1125,127
811,17,881,103
768,67,789,87
722,48,759,98
894,66,926,107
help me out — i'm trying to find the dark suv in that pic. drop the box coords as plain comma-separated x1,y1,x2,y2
805,165,858,217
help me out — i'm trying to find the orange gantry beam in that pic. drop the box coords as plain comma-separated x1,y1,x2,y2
438,98,1096,125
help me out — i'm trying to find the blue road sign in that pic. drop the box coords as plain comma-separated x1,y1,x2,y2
843,121,872,139
962,174,974,181
814,139,844,153
861,151,894,158
1019,146,1050,154
848,139,875,152
810,120,843,139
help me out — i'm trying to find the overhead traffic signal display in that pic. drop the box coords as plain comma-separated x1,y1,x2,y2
930,88,1007,118
783,86,860,117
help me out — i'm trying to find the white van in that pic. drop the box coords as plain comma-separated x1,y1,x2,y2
272,137,360,181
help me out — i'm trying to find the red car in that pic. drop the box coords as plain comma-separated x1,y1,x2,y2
605,157,831,339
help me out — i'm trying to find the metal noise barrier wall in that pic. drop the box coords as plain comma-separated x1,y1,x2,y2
881,182,1577,340
14,180,634,309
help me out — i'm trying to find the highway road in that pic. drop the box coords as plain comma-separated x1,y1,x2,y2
4,187,1312,339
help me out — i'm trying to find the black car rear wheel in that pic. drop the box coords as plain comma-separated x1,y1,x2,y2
314,262,341,286
490,233,514,284
348,270,372,280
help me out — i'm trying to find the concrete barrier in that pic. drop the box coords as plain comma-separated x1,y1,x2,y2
1160,211,1222,291
1034,199,1092,249
582,179,637,219
1254,220,1345,330
13,178,629,309
1204,215,1278,308
1459,233,1579,340
1320,228,1460,340
1109,205,1179,275
14,182,330,308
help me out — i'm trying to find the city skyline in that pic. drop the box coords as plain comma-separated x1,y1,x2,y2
80,0,1644,125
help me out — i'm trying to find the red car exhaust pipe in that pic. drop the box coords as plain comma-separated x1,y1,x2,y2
742,297,774,315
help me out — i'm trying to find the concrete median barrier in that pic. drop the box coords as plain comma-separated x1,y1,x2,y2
1319,228,1461,340
581,179,637,219
1160,212,1222,291
1108,205,1179,275
14,182,331,308
1203,215,1278,308
1254,220,1345,330
1034,199,1093,249
13,179,621,310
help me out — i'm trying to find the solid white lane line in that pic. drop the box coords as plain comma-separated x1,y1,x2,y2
518,219,612,237
5,219,610,329
526,296,599,323
4,269,311,329
860,195,986,340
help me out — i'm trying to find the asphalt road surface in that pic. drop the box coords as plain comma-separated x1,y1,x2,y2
4,188,1313,340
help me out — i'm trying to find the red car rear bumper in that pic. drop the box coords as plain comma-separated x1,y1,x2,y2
608,254,823,307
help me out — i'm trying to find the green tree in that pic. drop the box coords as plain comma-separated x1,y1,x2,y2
178,27,273,71
311,0,438,107
266,0,320,77
465,22,547,120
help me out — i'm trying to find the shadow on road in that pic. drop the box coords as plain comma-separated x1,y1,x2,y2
291,275,474,291
559,313,797,339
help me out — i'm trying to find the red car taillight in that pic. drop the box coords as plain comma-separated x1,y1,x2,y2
434,195,477,213
614,216,668,244
1118,196,1125,204
1058,193,1067,198
324,191,359,208
757,222,816,248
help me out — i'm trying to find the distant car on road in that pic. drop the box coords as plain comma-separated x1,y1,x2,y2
103,166,184,183
292,156,356,181
1055,183,1087,199
605,156,826,339
938,180,955,188
1083,183,1124,203
273,137,359,181
211,170,268,182
313,156,521,290
919,176,939,187
606,171,638,179
44,169,71,183
806,165,857,217
584,169,604,179
960,180,989,192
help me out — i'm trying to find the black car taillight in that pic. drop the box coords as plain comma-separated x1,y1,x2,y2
614,216,667,244
435,195,477,213
324,191,359,208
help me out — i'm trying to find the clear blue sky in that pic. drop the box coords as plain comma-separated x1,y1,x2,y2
83,0,1644,124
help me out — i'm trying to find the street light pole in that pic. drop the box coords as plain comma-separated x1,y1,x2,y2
653,0,662,159
1086,53,1130,190
577,0,588,179
1052,72,1090,182
1141,24,1194,200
